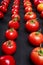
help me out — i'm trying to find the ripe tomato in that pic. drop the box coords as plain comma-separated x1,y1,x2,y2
0,5,7,13
11,14,20,21
28,32,43,46
1,1,8,7
30,47,43,65
2,40,16,55
8,19,20,30
24,12,37,21
5,28,18,40
25,19,39,32
0,55,16,65
0,11,4,18
24,1,32,8
12,5,19,10
40,11,43,18
23,0,30,3
34,0,43,6
4,0,10,4
12,8,19,14
25,6,32,12
37,3,43,12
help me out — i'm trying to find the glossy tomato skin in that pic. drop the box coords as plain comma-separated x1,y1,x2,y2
25,6,32,13
8,20,20,30
34,0,43,6
0,5,7,13
0,55,16,65
23,0,30,3
12,5,19,10
1,1,8,7
24,12,37,21
4,0,10,4
11,14,20,21
2,40,17,55
5,28,18,40
37,3,43,12
25,19,39,32
28,32,43,46
30,47,43,65
0,11,4,18
12,8,19,14
40,11,43,18
24,1,32,8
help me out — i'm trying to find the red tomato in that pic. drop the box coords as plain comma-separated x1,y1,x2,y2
25,19,39,32
1,1,8,7
28,32,43,46
24,1,32,8
0,11,4,18
0,5,7,13
24,12,37,21
23,0,30,3
12,8,19,14
0,55,16,65
25,6,32,12
8,19,20,29
4,0,10,4
40,11,43,18
30,47,43,65
37,3,43,12
2,40,16,55
11,14,20,21
34,0,43,6
5,28,18,40
12,5,19,10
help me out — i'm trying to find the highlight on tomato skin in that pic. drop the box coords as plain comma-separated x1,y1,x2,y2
5,28,18,40
25,19,40,32
0,55,16,65
30,47,43,65
33,0,43,7
2,40,17,55
28,32,43,46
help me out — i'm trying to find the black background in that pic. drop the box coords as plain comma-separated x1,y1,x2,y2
0,0,43,65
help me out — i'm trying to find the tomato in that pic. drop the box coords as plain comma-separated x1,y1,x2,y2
4,0,10,4
2,40,16,55
25,19,39,32
1,1,8,7
5,28,18,40
8,19,20,29
34,0,43,6
0,11,4,18
24,1,32,8
0,5,7,13
11,14,20,21
12,5,19,10
24,12,37,21
37,3,43,12
12,8,19,14
23,0,30,3
40,11,43,18
30,47,43,65
0,55,16,65
28,32,43,46
25,6,32,12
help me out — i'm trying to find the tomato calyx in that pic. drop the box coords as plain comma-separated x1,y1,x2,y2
38,44,43,56
9,28,14,32
35,32,40,35
13,17,18,21
30,20,35,24
28,12,32,15
6,40,12,47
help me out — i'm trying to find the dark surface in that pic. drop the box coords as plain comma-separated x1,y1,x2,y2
0,0,43,65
